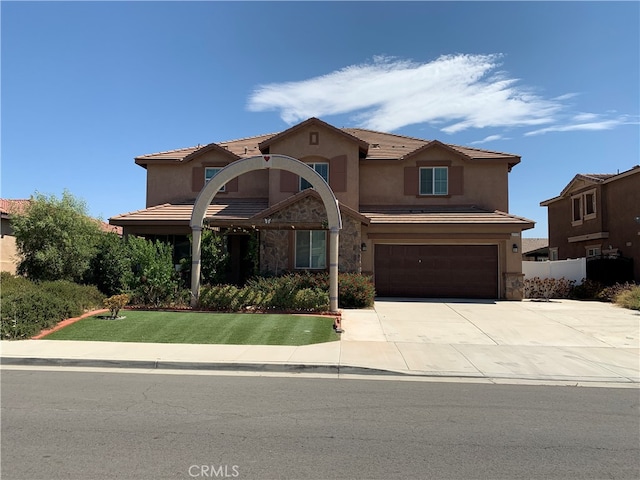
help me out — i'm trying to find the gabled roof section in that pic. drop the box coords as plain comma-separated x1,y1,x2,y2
251,189,370,225
344,127,520,167
258,117,369,155
540,166,639,206
402,139,473,162
132,118,522,169
135,142,240,168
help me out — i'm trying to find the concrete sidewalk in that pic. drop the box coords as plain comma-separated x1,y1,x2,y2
1,299,638,385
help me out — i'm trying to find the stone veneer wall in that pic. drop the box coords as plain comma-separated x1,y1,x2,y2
504,272,525,300
259,195,361,275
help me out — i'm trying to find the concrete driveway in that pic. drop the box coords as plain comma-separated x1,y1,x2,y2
340,298,640,384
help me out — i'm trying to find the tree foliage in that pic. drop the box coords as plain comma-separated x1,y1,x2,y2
12,190,102,282
200,229,229,285
86,232,131,296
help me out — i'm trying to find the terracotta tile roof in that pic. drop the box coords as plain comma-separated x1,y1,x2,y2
360,205,535,226
0,199,30,216
134,119,520,165
109,200,269,225
522,238,549,254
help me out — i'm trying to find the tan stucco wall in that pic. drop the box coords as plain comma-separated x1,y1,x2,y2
265,124,361,209
359,147,510,211
145,152,270,207
1,234,19,274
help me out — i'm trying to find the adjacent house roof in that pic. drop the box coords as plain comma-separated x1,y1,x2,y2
540,165,640,206
522,238,549,255
133,117,521,168
0,199,30,217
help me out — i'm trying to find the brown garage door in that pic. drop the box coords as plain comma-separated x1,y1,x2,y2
374,244,498,298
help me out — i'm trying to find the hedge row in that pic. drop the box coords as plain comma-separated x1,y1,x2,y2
198,272,375,312
0,272,105,339
524,276,639,306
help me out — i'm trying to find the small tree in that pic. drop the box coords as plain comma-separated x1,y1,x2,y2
86,232,131,296
12,190,102,282
103,294,130,319
125,236,178,306
199,229,229,285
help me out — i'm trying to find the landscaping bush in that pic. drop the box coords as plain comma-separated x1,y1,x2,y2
293,288,330,311
571,279,605,300
614,285,640,310
595,282,637,302
198,284,242,311
338,273,375,308
524,276,575,300
0,274,105,340
104,293,130,319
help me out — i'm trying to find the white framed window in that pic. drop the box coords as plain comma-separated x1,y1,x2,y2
295,230,327,269
571,195,582,225
549,248,559,261
586,245,601,258
583,189,597,220
300,163,329,190
205,167,225,192
419,167,448,195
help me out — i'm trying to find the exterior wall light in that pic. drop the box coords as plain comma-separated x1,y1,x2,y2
361,242,367,252
512,243,519,253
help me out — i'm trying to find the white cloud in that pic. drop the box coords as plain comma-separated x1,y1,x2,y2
471,134,504,145
525,115,637,136
247,54,563,133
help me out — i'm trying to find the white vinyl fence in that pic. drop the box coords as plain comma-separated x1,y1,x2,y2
522,258,587,284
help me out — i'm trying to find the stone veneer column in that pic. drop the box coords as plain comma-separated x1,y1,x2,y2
504,272,525,300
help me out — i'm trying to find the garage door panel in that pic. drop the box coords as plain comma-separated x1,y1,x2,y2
374,245,498,298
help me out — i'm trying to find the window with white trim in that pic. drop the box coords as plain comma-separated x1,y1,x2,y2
295,230,326,269
205,167,225,192
549,248,559,261
571,195,582,225
419,167,448,195
584,190,596,219
300,163,329,190
586,245,601,258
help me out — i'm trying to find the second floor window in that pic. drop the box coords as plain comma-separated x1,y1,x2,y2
300,163,329,190
419,167,448,195
205,167,225,192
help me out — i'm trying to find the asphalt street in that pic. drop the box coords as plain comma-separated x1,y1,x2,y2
2,369,639,480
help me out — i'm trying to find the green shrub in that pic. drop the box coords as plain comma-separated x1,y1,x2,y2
338,273,375,308
1,289,72,339
198,284,242,311
293,288,330,311
0,274,105,340
615,286,640,310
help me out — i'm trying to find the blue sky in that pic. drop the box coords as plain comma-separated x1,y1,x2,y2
2,1,638,238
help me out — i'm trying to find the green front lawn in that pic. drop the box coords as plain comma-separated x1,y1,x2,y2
43,310,340,346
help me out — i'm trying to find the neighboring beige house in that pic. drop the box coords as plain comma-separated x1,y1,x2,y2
540,166,640,282
1,198,122,275
110,117,534,299
1,199,30,274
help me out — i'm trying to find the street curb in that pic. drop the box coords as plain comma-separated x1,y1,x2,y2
0,356,397,376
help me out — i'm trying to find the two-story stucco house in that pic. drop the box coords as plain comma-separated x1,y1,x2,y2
540,166,640,282
110,117,534,299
